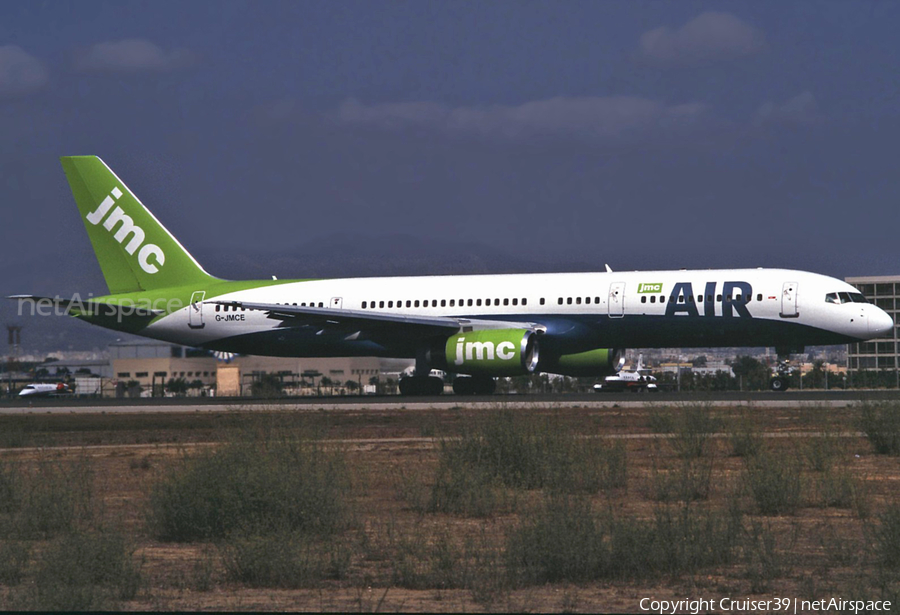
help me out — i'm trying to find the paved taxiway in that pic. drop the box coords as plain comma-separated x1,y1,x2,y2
2,390,898,414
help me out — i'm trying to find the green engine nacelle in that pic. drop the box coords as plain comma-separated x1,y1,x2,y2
440,329,539,377
540,347,623,377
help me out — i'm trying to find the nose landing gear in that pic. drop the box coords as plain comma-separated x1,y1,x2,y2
769,347,803,392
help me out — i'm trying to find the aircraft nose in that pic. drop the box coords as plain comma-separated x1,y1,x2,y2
870,308,895,338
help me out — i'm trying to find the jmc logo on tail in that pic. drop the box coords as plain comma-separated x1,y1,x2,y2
86,188,166,274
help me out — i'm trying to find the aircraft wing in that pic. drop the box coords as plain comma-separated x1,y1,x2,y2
8,295,164,318
215,300,543,340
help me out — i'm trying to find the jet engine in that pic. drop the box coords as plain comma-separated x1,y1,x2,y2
431,329,539,377
539,347,623,377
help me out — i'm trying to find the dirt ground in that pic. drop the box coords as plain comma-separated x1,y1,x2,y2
0,402,898,612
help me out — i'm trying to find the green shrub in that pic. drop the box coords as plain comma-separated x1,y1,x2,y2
221,530,351,589
650,405,721,459
875,503,900,568
14,530,140,611
424,411,626,516
652,457,713,503
804,428,844,472
728,411,763,458
859,403,900,455
0,540,30,584
17,459,94,538
149,429,352,542
743,449,803,515
505,496,740,585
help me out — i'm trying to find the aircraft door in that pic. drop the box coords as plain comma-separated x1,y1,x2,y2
189,291,206,329
780,282,798,318
330,297,343,309
608,282,625,318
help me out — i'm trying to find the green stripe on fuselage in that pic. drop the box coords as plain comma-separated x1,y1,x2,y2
70,278,310,333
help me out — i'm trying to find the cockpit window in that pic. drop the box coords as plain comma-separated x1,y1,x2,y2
826,292,868,305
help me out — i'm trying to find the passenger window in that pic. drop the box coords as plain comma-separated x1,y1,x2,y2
441,299,446,307
576,297,582,305
757,294,762,302
522,298,527,306
318,302,324,307
467,299,473,307
504,298,509,306
541,298,546,305
717,295,722,302
641,296,647,304
595,297,600,303
697,295,702,303
567,297,573,305
678,296,684,303
215,305,220,312
512,298,518,306
650,296,656,304
477,299,482,306
406,300,411,308
558,298,563,305
494,299,500,306
362,301,367,309
736,294,742,302
387,301,392,308
660,296,665,303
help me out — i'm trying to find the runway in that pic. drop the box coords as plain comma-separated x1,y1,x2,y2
2,389,899,414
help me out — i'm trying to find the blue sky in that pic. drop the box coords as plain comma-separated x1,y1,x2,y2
2,0,900,306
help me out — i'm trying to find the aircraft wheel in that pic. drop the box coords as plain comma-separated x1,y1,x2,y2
427,376,444,395
399,377,418,396
769,377,789,392
472,376,496,395
453,377,476,395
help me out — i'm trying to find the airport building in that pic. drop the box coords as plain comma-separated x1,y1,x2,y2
108,340,388,397
845,275,900,373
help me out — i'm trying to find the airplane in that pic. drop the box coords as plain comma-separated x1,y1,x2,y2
9,156,894,396
593,354,658,393
18,382,70,398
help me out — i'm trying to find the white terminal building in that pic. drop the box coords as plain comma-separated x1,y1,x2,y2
846,275,900,372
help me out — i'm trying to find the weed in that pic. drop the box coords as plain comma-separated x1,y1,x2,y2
148,423,352,541
424,411,625,516
13,530,141,611
803,427,844,472
650,405,721,459
727,411,763,458
743,448,803,515
0,540,30,585
859,402,900,455
874,503,900,568
743,519,796,593
221,530,351,589
651,457,714,503
15,458,95,538
505,496,740,585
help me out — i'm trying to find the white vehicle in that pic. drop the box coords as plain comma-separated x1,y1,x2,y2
18,383,70,397
10,156,895,396
594,354,658,393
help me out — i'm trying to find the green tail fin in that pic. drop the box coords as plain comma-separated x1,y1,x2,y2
61,156,219,294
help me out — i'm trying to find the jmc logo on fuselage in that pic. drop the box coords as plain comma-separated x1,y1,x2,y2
637,283,663,294
86,187,166,274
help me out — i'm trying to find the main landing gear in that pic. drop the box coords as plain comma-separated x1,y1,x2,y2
769,347,802,392
398,376,444,396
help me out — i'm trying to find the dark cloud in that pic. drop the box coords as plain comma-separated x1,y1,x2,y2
0,45,48,97
639,12,765,67
335,96,708,140
755,91,819,126
75,39,197,72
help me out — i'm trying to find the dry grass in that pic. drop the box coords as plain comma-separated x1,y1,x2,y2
0,402,897,612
